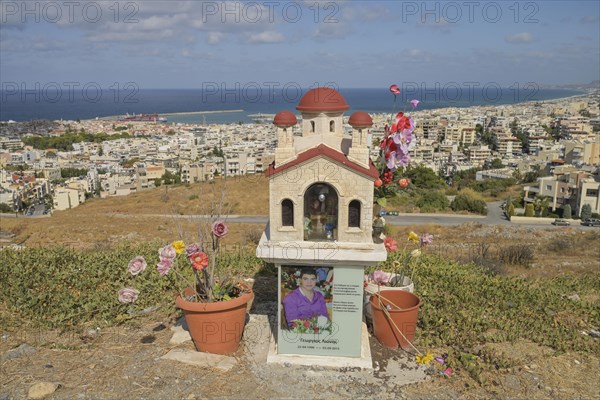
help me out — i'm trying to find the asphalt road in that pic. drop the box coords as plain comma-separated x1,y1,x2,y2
7,201,595,230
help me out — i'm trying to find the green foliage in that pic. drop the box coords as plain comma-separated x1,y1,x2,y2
404,165,447,190
413,256,600,355
0,203,14,213
0,243,261,329
161,170,181,185
469,178,516,193
450,193,488,215
488,158,504,169
580,204,592,220
415,189,449,212
61,168,88,179
507,203,515,218
23,131,131,151
525,204,535,217
563,204,572,219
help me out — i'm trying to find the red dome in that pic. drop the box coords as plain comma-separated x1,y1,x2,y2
273,110,297,127
348,111,373,128
296,87,349,112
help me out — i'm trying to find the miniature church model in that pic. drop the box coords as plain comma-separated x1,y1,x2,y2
257,87,386,365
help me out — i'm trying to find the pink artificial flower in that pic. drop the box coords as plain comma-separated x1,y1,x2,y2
443,367,453,377
211,220,228,238
127,256,147,276
389,84,400,95
384,237,398,252
372,270,391,284
156,257,173,276
410,99,420,109
159,245,176,259
185,243,202,256
118,288,139,303
420,233,433,247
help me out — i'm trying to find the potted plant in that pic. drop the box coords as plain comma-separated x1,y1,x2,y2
364,231,433,323
117,219,254,355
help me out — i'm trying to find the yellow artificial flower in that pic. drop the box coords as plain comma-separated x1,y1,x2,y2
408,231,419,243
416,352,434,365
172,240,186,254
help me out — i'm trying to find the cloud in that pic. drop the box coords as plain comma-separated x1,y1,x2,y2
505,32,533,44
313,22,352,41
580,16,599,24
207,32,224,45
245,30,284,44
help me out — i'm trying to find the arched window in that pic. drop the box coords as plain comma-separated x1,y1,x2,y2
348,200,361,228
310,121,315,133
304,183,338,241
281,199,294,227
329,120,335,132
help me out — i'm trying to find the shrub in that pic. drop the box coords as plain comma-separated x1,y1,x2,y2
497,244,534,266
580,204,592,221
416,190,449,212
525,204,534,217
507,203,515,218
563,204,572,219
450,192,488,215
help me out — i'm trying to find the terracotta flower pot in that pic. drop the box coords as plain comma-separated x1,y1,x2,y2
369,289,421,350
364,275,414,325
175,287,254,355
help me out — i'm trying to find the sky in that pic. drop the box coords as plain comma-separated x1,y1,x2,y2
1,0,599,89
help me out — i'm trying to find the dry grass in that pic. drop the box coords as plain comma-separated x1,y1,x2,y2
1,175,268,249
386,224,600,279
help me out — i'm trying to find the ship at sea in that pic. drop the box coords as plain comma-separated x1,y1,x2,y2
118,113,168,123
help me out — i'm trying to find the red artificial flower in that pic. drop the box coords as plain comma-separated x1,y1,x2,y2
384,237,398,252
398,178,410,189
313,326,320,333
303,320,310,328
190,251,209,271
389,84,400,95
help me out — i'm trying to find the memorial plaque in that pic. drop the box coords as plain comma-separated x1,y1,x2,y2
277,265,364,357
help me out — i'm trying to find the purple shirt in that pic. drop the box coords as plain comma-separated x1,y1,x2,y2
282,288,329,326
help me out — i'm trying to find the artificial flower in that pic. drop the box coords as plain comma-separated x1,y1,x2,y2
384,237,398,252
127,256,147,276
185,243,202,256
410,248,422,258
159,245,176,259
212,220,229,238
408,231,419,243
372,270,391,284
410,99,420,109
416,352,434,364
118,288,139,304
172,240,186,254
389,84,400,94
156,257,173,276
190,251,209,271
420,233,433,247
